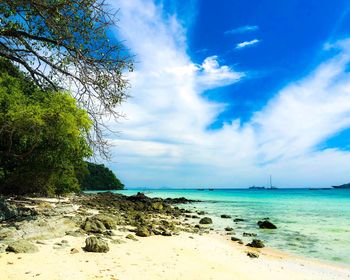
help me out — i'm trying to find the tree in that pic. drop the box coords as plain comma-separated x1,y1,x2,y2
79,162,124,190
0,0,133,158
0,59,92,195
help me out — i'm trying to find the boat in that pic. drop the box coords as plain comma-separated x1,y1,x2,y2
267,175,278,190
249,186,266,190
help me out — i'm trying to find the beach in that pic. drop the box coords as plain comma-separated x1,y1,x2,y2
1,192,349,280
1,231,349,280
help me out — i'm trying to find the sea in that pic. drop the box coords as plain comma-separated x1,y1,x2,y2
114,188,350,265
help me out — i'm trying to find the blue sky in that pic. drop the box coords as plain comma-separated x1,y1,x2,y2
105,0,350,188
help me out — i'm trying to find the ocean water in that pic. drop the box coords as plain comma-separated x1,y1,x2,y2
115,188,350,265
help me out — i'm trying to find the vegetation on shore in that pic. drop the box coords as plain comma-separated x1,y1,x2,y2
79,162,124,191
0,1,130,195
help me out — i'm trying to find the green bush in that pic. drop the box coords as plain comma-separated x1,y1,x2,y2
0,60,92,195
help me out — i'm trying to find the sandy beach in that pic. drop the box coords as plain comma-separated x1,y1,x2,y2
1,193,349,280
1,231,349,280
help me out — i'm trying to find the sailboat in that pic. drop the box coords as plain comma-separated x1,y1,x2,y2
268,175,278,190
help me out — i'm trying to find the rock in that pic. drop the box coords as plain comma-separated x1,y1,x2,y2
81,218,106,233
151,202,163,211
125,234,138,241
0,198,18,222
224,227,234,232
0,243,7,253
84,237,109,253
243,232,257,237
233,218,245,222
197,211,206,215
70,248,79,254
93,214,117,230
199,217,212,224
6,240,39,253
81,214,117,233
257,220,277,229
247,252,259,258
231,237,242,243
246,239,265,248
163,197,199,204
161,231,172,236
135,227,151,237
221,214,231,219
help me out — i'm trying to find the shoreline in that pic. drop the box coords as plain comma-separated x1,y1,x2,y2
1,193,349,279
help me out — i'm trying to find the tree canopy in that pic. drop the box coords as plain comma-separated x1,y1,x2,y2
79,162,124,191
0,59,92,195
0,0,133,157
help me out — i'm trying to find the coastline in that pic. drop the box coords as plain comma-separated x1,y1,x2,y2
1,192,349,280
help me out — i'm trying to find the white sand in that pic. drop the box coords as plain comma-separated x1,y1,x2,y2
1,232,349,280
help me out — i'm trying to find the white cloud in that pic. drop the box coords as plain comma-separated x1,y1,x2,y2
107,0,350,188
225,25,259,34
235,39,260,49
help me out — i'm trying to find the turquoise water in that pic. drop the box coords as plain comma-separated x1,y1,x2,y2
115,188,350,265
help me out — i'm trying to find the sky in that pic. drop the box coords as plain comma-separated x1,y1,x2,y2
105,0,350,188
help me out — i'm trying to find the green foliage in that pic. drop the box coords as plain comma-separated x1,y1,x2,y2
0,60,92,195
0,1,133,157
79,162,124,191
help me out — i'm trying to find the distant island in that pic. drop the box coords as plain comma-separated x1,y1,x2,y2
332,183,350,189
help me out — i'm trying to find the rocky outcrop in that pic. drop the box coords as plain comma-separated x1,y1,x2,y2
199,217,213,224
257,220,277,229
84,236,109,253
246,239,265,248
6,240,38,253
233,218,245,222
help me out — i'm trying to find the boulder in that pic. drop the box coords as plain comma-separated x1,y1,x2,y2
0,198,18,222
6,240,38,253
81,218,106,233
220,214,231,219
84,237,109,253
135,227,151,237
246,239,265,248
199,217,212,224
224,227,234,232
231,237,242,243
233,218,244,222
125,234,138,241
93,214,117,229
257,220,277,229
